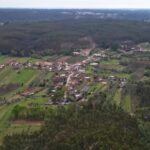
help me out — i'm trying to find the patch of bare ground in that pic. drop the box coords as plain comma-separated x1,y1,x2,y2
56,56,71,62
12,120,44,125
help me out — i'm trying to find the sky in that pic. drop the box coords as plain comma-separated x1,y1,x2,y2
0,0,150,9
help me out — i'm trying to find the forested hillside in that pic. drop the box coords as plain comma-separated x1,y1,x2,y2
1,19,150,56
0,100,147,150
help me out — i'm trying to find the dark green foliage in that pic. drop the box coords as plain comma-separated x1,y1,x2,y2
1,19,150,56
1,100,145,150
139,122,150,149
0,84,20,95
51,87,65,102
136,81,150,107
124,80,150,107
144,70,150,77
11,105,46,120
136,108,150,121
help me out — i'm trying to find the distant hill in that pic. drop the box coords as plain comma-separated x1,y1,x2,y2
1,9,150,57
0,18,150,56
1,9,150,22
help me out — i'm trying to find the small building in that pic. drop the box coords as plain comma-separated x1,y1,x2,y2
90,62,98,66
0,64,5,69
73,52,80,55
21,91,34,97
84,76,91,81
101,81,107,85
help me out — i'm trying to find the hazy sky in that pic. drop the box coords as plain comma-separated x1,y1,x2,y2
0,0,150,9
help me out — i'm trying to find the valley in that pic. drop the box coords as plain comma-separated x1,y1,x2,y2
0,9,150,150
0,42,150,142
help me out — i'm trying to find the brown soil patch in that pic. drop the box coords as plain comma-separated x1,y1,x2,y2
13,120,44,125
57,56,71,62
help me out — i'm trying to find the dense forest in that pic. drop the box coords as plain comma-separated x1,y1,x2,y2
0,96,149,150
1,19,150,56
1,9,150,57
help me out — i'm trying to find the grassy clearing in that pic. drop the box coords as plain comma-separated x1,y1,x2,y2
88,84,104,97
123,95,132,113
86,66,94,76
0,68,38,86
101,59,119,65
45,55,63,62
113,89,122,106
18,97,49,107
0,96,49,142
35,88,48,96
0,67,13,85
4,69,38,85
45,72,53,84
0,104,17,141
0,56,9,64
0,68,38,99
16,57,40,63
100,64,124,72
67,56,85,64
6,123,41,135
116,73,130,79
0,55,41,63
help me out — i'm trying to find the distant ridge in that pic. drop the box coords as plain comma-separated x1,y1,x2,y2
0,9,150,22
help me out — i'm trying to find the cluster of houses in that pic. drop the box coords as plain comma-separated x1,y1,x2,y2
50,52,111,103
0,50,109,71
0,60,71,72
0,60,24,70
0,51,109,101
42,51,110,104
120,41,149,52
108,75,127,89
73,48,92,57
0,49,130,105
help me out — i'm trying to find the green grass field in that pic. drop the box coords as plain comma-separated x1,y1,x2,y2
123,95,132,113
67,56,85,64
0,67,39,100
113,89,122,106
0,55,41,64
0,67,14,84
116,73,130,79
0,67,38,85
3,68,38,85
19,97,49,107
6,123,42,136
101,59,119,65
0,104,18,141
0,96,50,142
0,56,9,64
86,66,94,76
0,63,47,141
88,83,104,99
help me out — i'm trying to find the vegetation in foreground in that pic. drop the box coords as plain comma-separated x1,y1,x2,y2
0,45,150,149
0,97,149,150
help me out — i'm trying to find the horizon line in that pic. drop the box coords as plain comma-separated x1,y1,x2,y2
0,7,150,10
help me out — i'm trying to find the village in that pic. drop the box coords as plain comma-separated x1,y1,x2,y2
0,41,150,106
0,45,138,105
0,41,150,147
